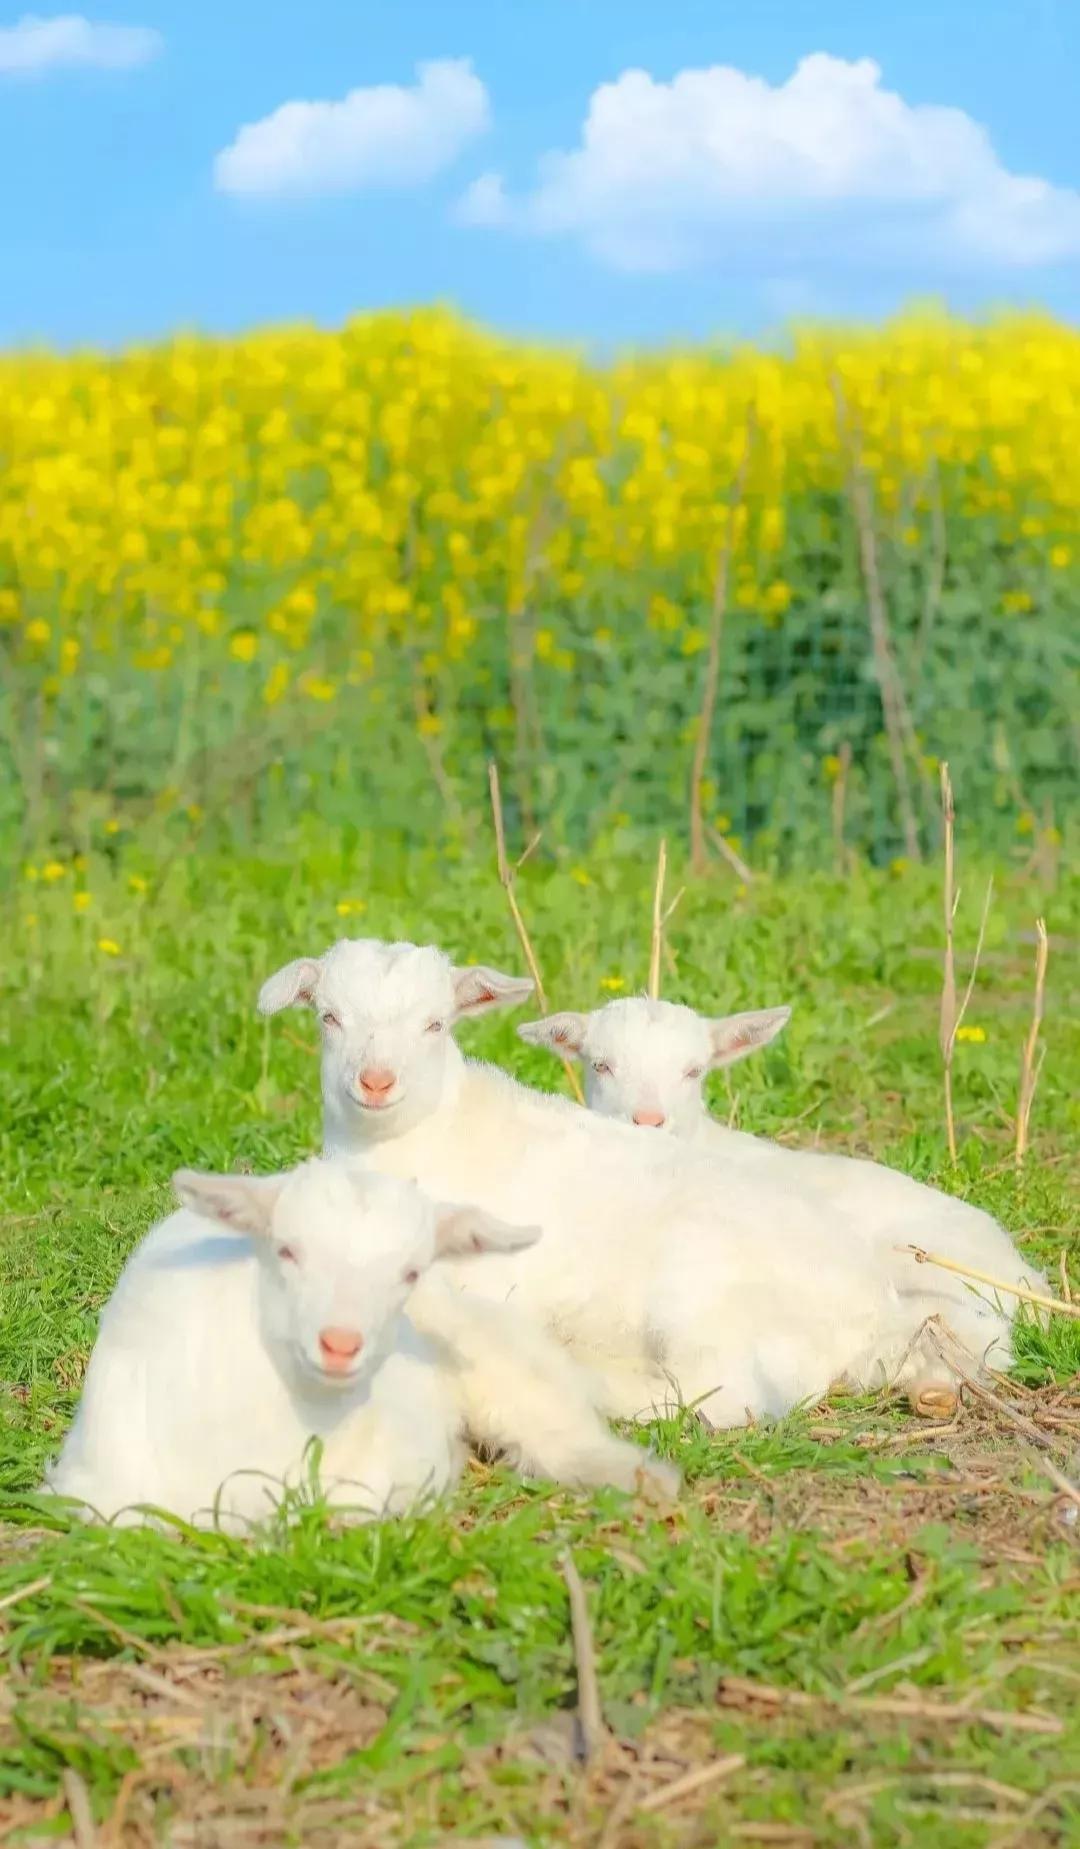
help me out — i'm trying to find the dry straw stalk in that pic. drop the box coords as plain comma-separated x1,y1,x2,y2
487,760,584,1104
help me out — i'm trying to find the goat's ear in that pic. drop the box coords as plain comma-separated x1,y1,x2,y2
451,964,534,1019
707,1006,792,1069
172,1169,286,1237
432,1202,543,1259
257,957,322,1015
517,1012,589,1059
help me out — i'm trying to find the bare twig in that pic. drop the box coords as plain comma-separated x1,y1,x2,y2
717,1672,1061,1735
639,1754,746,1814
915,455,948,673
1060,1250,1073,1305
1026,1448,1080,1514
412,677,468,837
646,838,685,999
938,764,993,1163
831,741,853,876
833,377,920,861
708,824,754,886
689,412,755,874
0,1573,52,1614
648,837,667,1000
487,760,583,1103
903,1244,1078,1319
561,1553,606,1763
62,1768,98,1849
939,762,958,1164
1016,917,1049,1167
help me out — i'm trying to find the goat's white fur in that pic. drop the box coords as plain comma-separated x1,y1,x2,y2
257,938,1041,1422
522,993,1045,1403
45,1158,676,1527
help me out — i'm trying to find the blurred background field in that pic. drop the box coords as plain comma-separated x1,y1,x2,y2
1,307,1077,871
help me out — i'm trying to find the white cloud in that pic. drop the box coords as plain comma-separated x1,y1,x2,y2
215,57,490,199
0,13,161,74
458,54,1080,273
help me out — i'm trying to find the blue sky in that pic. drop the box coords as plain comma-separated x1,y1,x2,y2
1,0,1078,348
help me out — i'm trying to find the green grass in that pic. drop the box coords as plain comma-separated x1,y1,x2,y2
2,832,1079,1845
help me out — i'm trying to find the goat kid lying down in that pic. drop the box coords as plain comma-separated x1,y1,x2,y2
45,1160,676,1529
521,993,1046,1404
256,938,1026,1424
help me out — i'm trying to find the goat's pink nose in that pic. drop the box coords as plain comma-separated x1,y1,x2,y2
359,1067,396,1096
632,1109,666,1128
319,1327,363,1371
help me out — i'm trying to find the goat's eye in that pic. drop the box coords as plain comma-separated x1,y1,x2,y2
425,1019,444,1035
592,1060,612,1077
277,1244,298,1265
685,1066,704,1081
402,1266,420,1285
320,1011,341,1031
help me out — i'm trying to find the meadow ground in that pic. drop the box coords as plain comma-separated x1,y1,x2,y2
2,834,1078,1847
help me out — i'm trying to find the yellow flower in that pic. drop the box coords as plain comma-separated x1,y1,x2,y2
104,819,121,836
263,662,290,706
890,857,910,876
230,632,258,663
335,899,367,917
73,891,92,913
24,618,51,646
760,580,793,616
42,860,66,882
1002,589,1033,613
128,874,149,894
955,1024,987,1044
570,866,592,887
599,976,624,992
97,938,122,957
303,676,337,702
1050,544,1072,569
417,711,443,737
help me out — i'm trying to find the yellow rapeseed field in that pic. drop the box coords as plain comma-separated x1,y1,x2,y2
1,307,1076,860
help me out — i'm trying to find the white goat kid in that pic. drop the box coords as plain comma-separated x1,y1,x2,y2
256,939,986,1424
521,994,1044,1406
519,994,791,1139
46,1160,673,1528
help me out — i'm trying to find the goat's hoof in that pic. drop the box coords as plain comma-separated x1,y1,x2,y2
909,1385,958,1421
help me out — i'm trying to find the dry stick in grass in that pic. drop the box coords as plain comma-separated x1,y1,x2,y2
708,824,755,886
938,763,994,1163
689,412,755,875
506,487,564,838
717,1673,1062,1736
1016,917,1049,1168
0,1573,52,1615
1026,1448,1080,1514
487,760,584,1104
832,377,921,862
915,453,948,674
62,1768,98,1849
831,741,853,877
638,1754,746,1816
561,1553,606,1763
412,676,469,840
647,838,685,1000
902,1244,1080,1321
